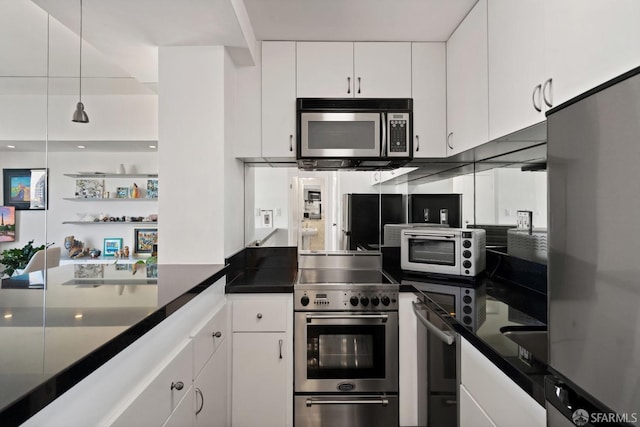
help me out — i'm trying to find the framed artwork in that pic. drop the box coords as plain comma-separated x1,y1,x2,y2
260,209,273,228
134,228,158,253
3,168,48,210
0,206,16,242
116,187,129,198
75,179,104,199
103,238,123,257
146,179,158,199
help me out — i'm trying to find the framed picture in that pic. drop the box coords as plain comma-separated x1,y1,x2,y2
116,187,129,198
0,206,16,242
103,238,123,257
146,179,158,199
75,179,104,199
260,209,273,228
134,228,158,253
3,168,48,210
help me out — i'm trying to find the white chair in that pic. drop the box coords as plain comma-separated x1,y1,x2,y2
22,247,61,274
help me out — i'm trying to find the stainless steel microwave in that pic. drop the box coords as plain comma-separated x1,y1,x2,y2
296,98,413,170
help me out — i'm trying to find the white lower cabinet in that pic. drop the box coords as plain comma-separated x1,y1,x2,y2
230,294,293,427
194,338,229,427
460,337,545,427
398,293,419,426
164,386,195,427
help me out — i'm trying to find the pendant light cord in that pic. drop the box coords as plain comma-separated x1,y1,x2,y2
79,0,83,102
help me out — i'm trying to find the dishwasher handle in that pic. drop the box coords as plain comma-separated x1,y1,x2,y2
412,301,455,346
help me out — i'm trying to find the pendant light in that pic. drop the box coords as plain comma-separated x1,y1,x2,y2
72,0,89,123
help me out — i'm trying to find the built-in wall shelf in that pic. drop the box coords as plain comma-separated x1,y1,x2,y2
62,198,158,202
62,221,158,225
64,173,158,178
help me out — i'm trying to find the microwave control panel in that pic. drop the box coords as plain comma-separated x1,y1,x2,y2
387,113,410,156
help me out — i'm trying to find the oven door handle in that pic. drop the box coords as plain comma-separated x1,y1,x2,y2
404,233,456,239
305,313,388,322
306,398,389,407
412,301,455,346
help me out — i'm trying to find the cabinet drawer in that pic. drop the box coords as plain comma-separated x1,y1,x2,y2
110,340,193,427
232,298,288,332
192,304,227,378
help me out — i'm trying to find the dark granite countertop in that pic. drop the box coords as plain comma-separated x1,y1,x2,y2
225,268,296,293
0,263,228,426
397,271,548,406
224,246,298,294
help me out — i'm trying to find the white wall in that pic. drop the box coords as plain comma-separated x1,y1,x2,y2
253,168,290,230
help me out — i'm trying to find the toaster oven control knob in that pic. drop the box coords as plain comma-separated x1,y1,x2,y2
463,260,472,269
463,240,472,248
350,296,359,307
463,250,472,259
381,296,391,306
371,296,380,306
360,296,369,306
301,296,310,306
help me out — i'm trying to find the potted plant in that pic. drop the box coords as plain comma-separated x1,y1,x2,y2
0,240,48,277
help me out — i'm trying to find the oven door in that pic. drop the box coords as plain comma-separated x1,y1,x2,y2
294,395,399,427
300,112,382,158
295,311,398,393
401,232,461,275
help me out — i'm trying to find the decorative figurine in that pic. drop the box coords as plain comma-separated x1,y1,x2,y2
131,183,140,198
64,235,84,258
123,246,130,257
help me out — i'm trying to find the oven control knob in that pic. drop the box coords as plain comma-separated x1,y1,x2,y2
463,250,472,259
371,296,380,306
350,296,359,307
360,297,369,306
300,296,310,306
381,296,391,306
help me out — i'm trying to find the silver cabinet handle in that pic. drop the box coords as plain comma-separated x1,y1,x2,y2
289,134,293,152
415,135,420,152
212,331,222,338
256,313,263,319
347,76,351,94
381,112,387,156
543,78,553,108
171,381,184,391
412,301,455,346
532,83,542,112
278,339,283,359
357,77,361,94
195,388,204,415
446,132,454,150
306,398,389,407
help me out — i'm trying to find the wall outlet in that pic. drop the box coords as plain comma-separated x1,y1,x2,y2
276,208,281,216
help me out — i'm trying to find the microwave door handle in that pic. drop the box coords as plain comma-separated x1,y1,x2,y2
412,301,455,346
381,112,387,156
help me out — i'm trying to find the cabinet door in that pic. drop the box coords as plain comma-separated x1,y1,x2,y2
354,42,412,98
163,387,195,427
459,384,497,427
446,0,489,156
460,338,545,427
296,42,354,98
488,0,546,140
544,0,640,108
194,339,228,427
411,43,446,158
232,333,288,427
262,41,297,159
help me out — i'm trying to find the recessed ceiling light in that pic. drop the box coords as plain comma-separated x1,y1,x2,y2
74,313,83,319
149,145,157,149
7,145,15,149
4,313,13,319
77,145,86,149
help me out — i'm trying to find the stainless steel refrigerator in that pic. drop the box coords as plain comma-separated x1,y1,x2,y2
342,194,405,250
546,66,640,426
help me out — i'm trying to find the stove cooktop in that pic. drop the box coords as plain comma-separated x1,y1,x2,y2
297,269,394,285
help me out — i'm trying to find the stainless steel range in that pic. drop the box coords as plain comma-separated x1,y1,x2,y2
293,254,399,427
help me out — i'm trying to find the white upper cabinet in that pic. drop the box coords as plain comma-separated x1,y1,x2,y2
411,43,447,158
353,42,412,98
296,42,411,98
262,41,297,159
488,0,546,141
446,0,489,156
544,0,640,108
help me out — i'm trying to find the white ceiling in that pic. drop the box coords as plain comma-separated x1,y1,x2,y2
243,0,477,42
